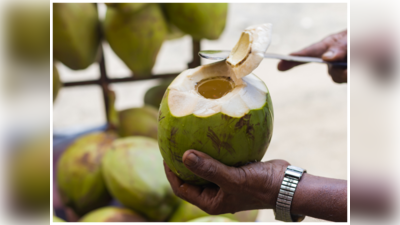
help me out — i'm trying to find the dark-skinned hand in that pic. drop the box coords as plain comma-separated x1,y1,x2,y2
163,149,289,215
277,30,347,83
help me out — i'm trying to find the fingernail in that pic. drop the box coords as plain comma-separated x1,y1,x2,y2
323,50,335,58
184,152,199,168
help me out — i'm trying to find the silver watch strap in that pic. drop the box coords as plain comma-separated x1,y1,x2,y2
274,165,307,222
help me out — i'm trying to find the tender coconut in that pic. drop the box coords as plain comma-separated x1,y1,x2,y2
159,24,274,185
226,23,272,79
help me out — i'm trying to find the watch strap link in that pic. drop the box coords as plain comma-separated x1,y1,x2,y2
274,165,306,222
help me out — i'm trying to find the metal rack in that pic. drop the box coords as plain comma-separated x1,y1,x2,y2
62,39,202,123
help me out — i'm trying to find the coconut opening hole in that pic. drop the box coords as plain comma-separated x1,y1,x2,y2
196,77,234,99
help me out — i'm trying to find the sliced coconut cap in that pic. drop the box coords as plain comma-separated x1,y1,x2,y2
167,61,268,118
226,23,272,79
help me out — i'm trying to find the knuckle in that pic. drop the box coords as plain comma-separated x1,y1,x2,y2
202,164,218,179
234,168,247,187
324,33,346,48
323,35,335,45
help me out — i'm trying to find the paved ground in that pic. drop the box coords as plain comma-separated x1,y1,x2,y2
54,3,347,222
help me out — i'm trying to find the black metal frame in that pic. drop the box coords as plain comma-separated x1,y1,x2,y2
62,39,201,123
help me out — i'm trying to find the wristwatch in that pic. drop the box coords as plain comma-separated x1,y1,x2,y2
274,165,307,222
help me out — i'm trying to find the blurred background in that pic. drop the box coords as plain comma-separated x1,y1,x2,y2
350,0,399,224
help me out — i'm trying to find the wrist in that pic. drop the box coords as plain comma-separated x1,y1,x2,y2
290,173,312,215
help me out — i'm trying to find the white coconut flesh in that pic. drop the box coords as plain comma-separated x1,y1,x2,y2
227,23,272,79
167,24,272,118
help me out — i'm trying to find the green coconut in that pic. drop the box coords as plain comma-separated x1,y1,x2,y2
144,78,174,109
106,89,119,130
117,106,158,139
144,84,169,109
164,3,228,40
102,137,181,221
104,4,167,78
57,131,117,216
188,216,238,222
11,132,50,210
53,215,65,222
79,206,147,222
53,3,100,70
6,2,50,63
53,64,62,102
165,23,186,40
157,62,274,185
168,200,258,222
158,24,273,185
105,3,148,14
158,3,186,40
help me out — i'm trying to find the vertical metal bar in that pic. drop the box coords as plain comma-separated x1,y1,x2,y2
188,38,201,68
98,46,111,124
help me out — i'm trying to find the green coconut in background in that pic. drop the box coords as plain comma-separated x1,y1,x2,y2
117,106,158,139
53,3,100,70
158,24,274,185
104,3,167,78
11,132,50,210
57,131,117,216
188,216,238,222
164,3,227,40
53,215,66,222
144,77,174,109
169,200,258,222
105,3,148,14
102,137,181,221
79,206,147,222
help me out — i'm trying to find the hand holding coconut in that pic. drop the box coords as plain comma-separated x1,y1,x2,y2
277,30,347,83
164,150,347,222
164,151,289,212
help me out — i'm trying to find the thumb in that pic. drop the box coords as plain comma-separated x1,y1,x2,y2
182,150,237,188
322,46,347,62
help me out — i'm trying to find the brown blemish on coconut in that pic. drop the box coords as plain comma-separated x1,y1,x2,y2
206,127,235,155
78,153,97,172
159,146,166,154
172,152,183,163
79,152,90,165
167,127,179,148
221,114,236,126
158,111,165,122
234,114,255,139
235,114,251,129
